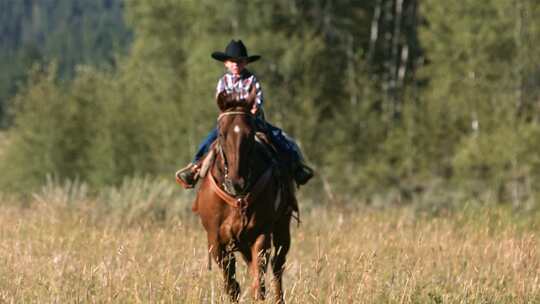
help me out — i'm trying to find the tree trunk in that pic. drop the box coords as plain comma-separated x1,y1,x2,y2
367,0,383,63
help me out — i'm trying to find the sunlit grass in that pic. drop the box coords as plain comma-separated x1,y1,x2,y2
0,184,538,303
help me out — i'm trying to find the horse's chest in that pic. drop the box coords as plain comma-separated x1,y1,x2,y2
219,211,263,243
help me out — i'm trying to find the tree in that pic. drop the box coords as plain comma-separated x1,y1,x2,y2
0,0,131,126
418,0,540,202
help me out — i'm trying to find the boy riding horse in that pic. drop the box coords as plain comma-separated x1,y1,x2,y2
176,40,313,189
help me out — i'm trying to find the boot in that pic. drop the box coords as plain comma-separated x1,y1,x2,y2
293,162,314,186
175,163,199,189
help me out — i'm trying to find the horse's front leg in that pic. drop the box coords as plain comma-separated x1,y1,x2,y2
249,233,271,301
208,237,240,301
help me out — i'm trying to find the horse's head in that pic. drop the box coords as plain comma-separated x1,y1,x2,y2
216,87,257,196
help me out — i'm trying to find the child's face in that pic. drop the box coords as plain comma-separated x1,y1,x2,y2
224,59,247,76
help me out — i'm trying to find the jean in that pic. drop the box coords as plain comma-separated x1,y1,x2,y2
262,120,301,163
192,127,218,163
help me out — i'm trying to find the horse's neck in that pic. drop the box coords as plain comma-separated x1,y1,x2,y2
211,151,225,185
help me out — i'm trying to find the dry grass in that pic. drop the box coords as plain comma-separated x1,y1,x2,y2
0,194,539,303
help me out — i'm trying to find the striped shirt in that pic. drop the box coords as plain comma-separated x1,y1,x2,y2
216,69,264,112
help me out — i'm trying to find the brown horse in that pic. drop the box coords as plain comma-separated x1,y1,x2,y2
191,90,295,303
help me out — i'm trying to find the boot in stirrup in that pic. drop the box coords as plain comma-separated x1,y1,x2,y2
293,162,314,186
175,163,200,189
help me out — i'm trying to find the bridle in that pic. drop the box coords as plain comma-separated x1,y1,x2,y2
216,110,256,196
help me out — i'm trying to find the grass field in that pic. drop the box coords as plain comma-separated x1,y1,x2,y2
0,187,539,303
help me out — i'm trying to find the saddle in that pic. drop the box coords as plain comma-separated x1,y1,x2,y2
254,132,280,163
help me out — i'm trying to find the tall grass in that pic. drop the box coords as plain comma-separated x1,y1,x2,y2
0,180,538,303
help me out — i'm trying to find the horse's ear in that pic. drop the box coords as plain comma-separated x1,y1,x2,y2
217,89,255,112
217,91,239,112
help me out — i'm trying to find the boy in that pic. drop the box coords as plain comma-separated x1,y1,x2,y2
176,40,313,188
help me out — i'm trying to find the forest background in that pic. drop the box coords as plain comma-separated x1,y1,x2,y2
1,0,540,213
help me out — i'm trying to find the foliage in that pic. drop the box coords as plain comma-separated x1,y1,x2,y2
417,0,540,206
1,0,540,210
0,59,187,191
0,0,131,126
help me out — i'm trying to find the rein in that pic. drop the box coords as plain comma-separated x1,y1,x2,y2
217,111,253,122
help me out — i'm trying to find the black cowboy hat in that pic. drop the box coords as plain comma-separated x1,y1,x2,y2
211,40,261,63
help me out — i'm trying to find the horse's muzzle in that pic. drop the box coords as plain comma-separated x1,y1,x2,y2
224,177,246,196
